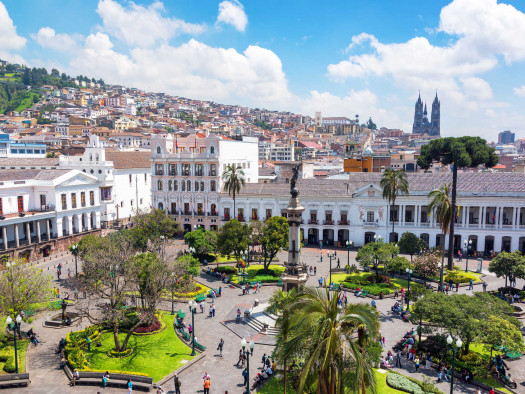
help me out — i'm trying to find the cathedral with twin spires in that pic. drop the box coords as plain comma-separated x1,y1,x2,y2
412,92,440,136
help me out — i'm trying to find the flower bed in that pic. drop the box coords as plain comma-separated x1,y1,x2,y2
444,270,482,284
231,264,285,284
338,273,421,296
214,266,238,274
386,371,442,394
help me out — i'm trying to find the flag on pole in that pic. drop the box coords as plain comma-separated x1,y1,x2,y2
175,136,178,150
491,207,497,224
456,202,461,219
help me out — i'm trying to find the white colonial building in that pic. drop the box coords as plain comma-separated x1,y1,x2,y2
0,168,101,261
59,135,151,227
218,172,525,255
150,133,258,232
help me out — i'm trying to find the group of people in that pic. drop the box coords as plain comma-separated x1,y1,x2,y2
251,353,276,388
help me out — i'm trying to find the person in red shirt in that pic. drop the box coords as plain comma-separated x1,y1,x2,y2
489,388,495,394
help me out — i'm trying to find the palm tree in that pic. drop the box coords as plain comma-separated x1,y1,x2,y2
222,164,245,219
267,288,297,394
427,183,452,291
380,169,409,242
282,287,379,393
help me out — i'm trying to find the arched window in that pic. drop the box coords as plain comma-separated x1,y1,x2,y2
168,180,172,191
210,180,216,192
211,203,217,215
156,146,161,154
200,181,205,191
96,154,99,162
210,146,215,154
195,181,199,191
157,180,163,190
182,181,185,191
158,202,163,210
174,180,178,191
89,154,93,161
187,180,191,191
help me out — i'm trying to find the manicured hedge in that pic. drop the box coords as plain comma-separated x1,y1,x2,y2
340,282,392,296
214,266,237,274
386,373,424,394
444,271,480,284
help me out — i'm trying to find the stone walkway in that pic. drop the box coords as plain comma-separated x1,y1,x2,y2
5,242,525,393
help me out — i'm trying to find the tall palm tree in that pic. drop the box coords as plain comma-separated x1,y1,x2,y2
267,288,297,394
222,164,245,219
427,183,452,291
282,287,379,393
380,169,409,242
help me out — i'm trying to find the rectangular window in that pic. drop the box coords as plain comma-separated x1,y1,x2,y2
252,209,258,221
61,194,67,210
171,202,176,214
81,192,86,207
266,209,272,220
100,187,112,201
144,173,147,183
224,207,230,220
157,180,163,190
90,191,95,205
367,211,374,222
0,198,3,216
140,198,143,205
238,208,244,220
129,174,132,184
40,194,46,208
71,194,77,208
197,203,203,215
130,200,133,206
184,203,190,215
17,196,24,212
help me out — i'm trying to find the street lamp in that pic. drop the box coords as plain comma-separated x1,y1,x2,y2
170,272,175,315
187,300,197,356
6,315,22,373
346,240,353,268
327,251,336,292
438,262,444,292
70,243,79,278
447,335,463,394
241,338,255,394
463,239,472,272
406,268,413,309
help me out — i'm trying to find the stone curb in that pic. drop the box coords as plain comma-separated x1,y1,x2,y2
154,352,206,388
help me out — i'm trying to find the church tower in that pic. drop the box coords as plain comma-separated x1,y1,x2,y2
412,93,424,133
431,92,440,136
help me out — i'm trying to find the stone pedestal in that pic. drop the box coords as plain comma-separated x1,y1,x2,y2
281,193,308,291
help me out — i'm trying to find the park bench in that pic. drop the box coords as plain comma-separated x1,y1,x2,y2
333,284,341,291
195,294,206,303
497,345,522,360
0,373,30,388
64,365,152,391
277,279,282,286
23,309,35,317
176,310,186,319
195,341,206,351
358,290,369,298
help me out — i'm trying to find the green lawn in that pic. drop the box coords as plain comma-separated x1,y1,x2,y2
232,264,285,284
368,370,408,394
86,313,195,381
331,272,423,295
14,93,39,113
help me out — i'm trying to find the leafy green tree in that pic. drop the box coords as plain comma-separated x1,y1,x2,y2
283,287,379,393
184,228,216,258
222,164,245,216
380,169,409,242
176,254,200,276
482,315,525,358
388,256,413,275
133,208,180,247
398,231,427,261
488,251,525,288
413,252,440,285
131,252,166,309
356,241,398,280
418,137,498,269
217,219,252,261
366,117,377,130
22,68,31,85
413,292,518,355
259,216,289,271
0,258,52,337
267,288,298,394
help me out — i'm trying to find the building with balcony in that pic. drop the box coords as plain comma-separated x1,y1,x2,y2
0,168,101,262
0,133,47,158
59,135,151,227
150,133,258,232
217,172,525,255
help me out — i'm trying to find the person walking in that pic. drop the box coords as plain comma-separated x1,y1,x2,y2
318,277,323,287
456,282,459,292
426,354,431,370
395,351,402,368
236,349,243,366
314,266,317,275
261,353,267,368
483,281,488,292
242,368,248,387
217,338,224,357
203,377,211,394
469,279,474,290
188,324,192,336
337,258,340,268
127,379,133,394
414,356,420,372
200,301,205,313
218,286,222,297
212,305,216,317
174,375,181,394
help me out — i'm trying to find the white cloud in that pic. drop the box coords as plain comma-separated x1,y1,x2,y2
31,27,82,53
96,0,205,47
216,0,248,32
0,1,26,62
66,35,293,108
513,86,525,97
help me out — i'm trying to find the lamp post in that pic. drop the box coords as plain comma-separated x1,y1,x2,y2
6,315,22,374
327,251,335,290
170,272,175,315
438,261,444,292
71,243,79,278
464,239,472,272
346,240,353,268
406,268,413,309
188,300,197,356
447,335,463,394
241,338,255,394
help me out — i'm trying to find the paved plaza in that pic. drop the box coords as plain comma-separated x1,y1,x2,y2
3,241,525,393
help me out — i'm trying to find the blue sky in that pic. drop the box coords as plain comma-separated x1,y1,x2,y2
2,0,525,141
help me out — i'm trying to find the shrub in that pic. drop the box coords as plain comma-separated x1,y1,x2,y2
340,282,392,296
386,373,424,394
444,271,479,284
251,275,280,283
0,347,13,362
214,266,237,274
3,355,16,373
135,316,161,334
107,348,135,358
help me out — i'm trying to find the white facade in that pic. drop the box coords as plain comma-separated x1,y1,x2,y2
0,169,101,258
59,135,152,227
259,141,294,161
150,133,258,231
217,173,525,255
